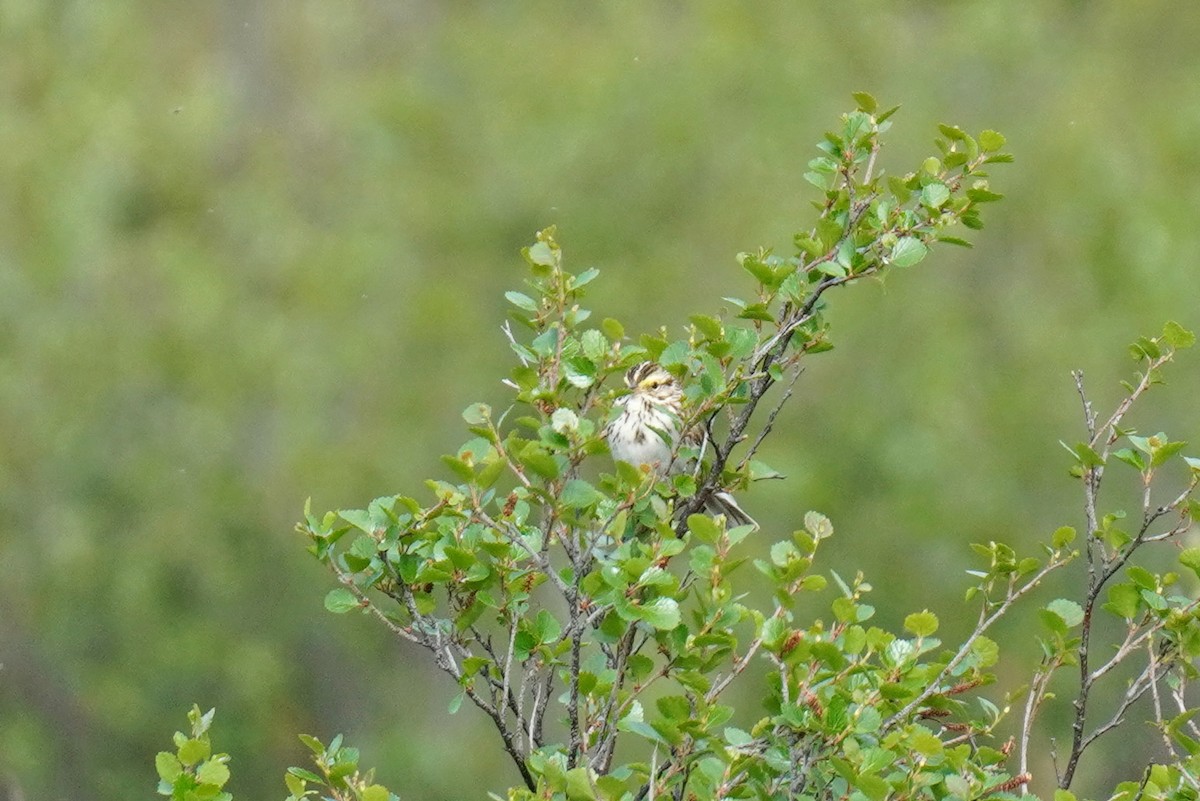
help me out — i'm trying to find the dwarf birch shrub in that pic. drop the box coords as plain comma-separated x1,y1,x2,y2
156,97,1200,801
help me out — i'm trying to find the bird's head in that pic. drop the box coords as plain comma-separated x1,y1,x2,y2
623,361,682,403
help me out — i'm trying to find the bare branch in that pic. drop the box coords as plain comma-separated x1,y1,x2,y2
737,363,804,471
1019,660,1059,792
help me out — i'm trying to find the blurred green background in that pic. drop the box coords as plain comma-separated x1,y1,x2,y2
2,2,1199,798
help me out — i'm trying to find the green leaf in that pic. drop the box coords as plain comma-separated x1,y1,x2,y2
441,455,474,481
803,171,829,190
1103,583,1141,619
656,695,691,721
804,511,833,540
1127,565,1156,590
638,597,681,630
285,771,308,798
563,356,596,388
944,775,971,799
738,251,777,285
156,752,183,782
196,760,230,787
504,291,538,312
671,473,696,496
979,130,1007,152
852,91,877,113
1142,588,1168,610
748,460,785,481
533,609,562,643
967,187,1004,203
530,328,559,357
960,210,985,229
689,314,723,341
1046,598,1084,627
726,327,756,360
177,737,210,767
565,767,595,801
601,317,625,341
971,635,1000,668
519,445,559,479
573,267,600,289
1151,438,1188,468
1127,434,1153,454
853,706,882,735
814,258,847,278
889,237,927,268
1112,448,1147,471
920,183,950,209
903,610,938,637
289,766,323,783
1164,320,1196,349
560,479,603,509
770,541,800,567
887,175,912,203
580,329,607,360
800,574,827,592
1051,526,1076,549
938,123,967,141
1070,442,1105,468
298,734,325,756
339,508,374,533
324,588,360,614
550,407,579,434
362,786,392,801
856,773,888,801
462,402,491,425
659,340,690,368
687,514,722,543
911,729,944,757
724,726,754,747
737,303,775,322
525,240,556,268
1180,548,1200,579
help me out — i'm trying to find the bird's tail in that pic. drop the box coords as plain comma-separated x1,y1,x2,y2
705,491,758,530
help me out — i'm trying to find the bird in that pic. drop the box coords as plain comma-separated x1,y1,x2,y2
604,361,757,529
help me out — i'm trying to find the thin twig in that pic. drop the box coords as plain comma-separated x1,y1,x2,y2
737,364,804,471
1018,660,1058,793
1078,664,1155,753
884,553,1071,731
674,196,880,536
567,610,585,766
705,606,787,704
1147,638,1173,759
503,320,531,367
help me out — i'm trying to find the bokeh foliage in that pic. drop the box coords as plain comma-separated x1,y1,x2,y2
1,2,1198,799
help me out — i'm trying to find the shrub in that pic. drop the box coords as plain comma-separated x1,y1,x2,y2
157,96,1200,801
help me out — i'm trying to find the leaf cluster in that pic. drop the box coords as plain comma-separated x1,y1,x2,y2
155,705,233,801
292,99,1025,801
154,97,1200,801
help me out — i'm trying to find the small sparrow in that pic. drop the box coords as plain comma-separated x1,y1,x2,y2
605,361,756,529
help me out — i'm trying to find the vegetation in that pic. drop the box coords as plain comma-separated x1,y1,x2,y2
158,101,1200,801
6,6,1200,800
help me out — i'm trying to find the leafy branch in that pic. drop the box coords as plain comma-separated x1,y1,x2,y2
290,97,1024,801
1016,322,1200,795
153,96,1200,801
